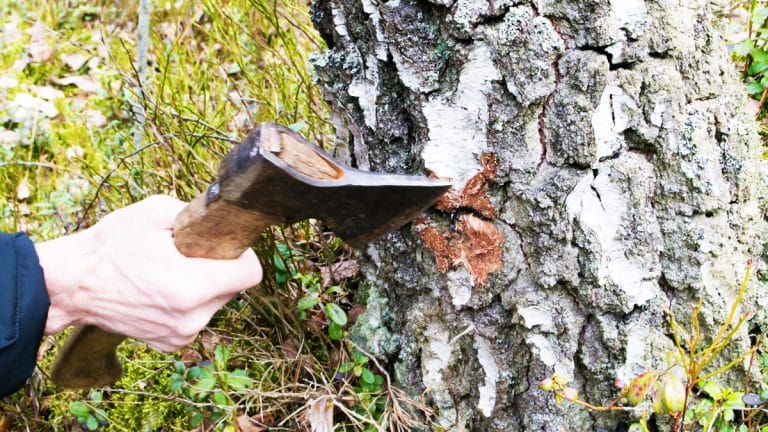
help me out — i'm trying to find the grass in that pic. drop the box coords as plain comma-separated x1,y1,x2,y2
0,1,431,431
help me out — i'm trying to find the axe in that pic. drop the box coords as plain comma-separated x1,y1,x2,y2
50,123,450,389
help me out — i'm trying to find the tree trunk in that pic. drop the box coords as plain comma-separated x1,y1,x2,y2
310,0,768,430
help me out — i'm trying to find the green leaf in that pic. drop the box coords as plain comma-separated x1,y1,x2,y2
700,381,724,399
328,321,343,340
734,39,755,56
226,369,254,392
339,362,354,373
89,390,103,403
747,81,765,95
174,360,186,374
196,368,217,391
749,60,768,76
170,375,184,393
361,368,376,384
740,425,749,432
325,303,348,326
86,415,99,431
214,345,231,371
353,364,363,377
754,7,768,27
752,48,768,63
70,401,90,419
297,295,321,311
325,285,343,295
190,410,204,427
213,391,229,406
374,374,384,385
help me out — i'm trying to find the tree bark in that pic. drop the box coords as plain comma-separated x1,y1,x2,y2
310,0,768,430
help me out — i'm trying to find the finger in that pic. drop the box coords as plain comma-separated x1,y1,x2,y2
188,249,263,295
133,195,188,229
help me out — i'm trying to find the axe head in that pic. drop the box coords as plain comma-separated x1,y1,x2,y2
212,123,450,247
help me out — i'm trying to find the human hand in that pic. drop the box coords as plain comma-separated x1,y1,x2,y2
36,195,262,351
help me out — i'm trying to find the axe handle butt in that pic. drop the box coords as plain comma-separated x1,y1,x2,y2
51,193,279,389
172,192,284,259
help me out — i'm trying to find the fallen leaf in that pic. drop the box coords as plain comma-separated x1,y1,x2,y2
306,396,334,432
181,348,202,364
27,23,53,62
0,75,18,88
319,260,359,288
85,109,107,127
236,413,271,432
199,331,221,352
55,75,102,94
16,178,30,200
65,145,85,159
0,129,21,146
14,92,57,118
281,339,299,360
60,52,89,71
30,85,64,101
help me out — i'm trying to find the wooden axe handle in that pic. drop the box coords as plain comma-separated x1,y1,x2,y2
50,196,283,388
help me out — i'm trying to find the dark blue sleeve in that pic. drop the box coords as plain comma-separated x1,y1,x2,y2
0,232,50,397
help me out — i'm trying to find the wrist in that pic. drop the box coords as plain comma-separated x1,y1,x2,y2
36,230,94,334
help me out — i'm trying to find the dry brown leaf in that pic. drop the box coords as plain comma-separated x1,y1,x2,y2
236,413,272,432
0,414,9,432
306,396,334,432
181,348,202,364
55,75,102,94
199,331,221,352
319,260,359,288
61,52,89,71
281,339,299,360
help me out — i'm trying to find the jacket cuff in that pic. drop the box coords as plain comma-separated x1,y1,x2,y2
0,232,50,397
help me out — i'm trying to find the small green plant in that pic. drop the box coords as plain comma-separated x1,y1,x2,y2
295,270,349,340
169,345,254,430
539,262,759,431
732,1,768,110
69,391,109,431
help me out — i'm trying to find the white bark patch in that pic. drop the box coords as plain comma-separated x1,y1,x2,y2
615,324,649,385
447,267,473,307
565,163,656,310
526,334,557,367
422,42,500,186
423,323,452,389
518,307,555,333
474,336,499,417
592,83,635,163
348,54,380,129
332,2,350,41
361,0,389,60
609,0,647,33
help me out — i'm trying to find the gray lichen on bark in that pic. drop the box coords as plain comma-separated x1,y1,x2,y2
309,0,768,430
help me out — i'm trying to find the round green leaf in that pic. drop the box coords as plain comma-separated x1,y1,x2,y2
86,415,99,430
325,303,348,326
70,401,90,419
298,295,321,311
328,321,343,340
361,368,376,384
